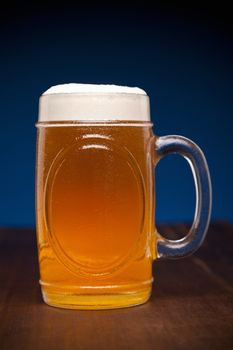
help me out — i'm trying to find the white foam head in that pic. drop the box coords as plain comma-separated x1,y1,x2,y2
38,83,150,122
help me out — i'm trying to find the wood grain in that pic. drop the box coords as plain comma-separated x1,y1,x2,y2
0,222,233,350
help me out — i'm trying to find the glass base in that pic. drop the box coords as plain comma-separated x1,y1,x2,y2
41,286,152,310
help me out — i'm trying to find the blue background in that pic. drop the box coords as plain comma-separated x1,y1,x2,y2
0,3,232,227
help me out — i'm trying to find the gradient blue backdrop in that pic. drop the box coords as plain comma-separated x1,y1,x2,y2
0,3,232,226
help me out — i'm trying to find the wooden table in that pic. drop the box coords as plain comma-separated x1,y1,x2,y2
0,222,233,349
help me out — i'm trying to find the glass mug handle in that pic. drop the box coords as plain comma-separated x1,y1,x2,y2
155,135,212,259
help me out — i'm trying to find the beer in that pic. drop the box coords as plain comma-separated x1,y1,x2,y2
36,121,156,309
36,83,212,309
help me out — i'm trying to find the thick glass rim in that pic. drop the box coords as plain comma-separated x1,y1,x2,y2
36,120,153,127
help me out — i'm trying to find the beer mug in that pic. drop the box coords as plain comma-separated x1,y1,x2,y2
36,84,212,309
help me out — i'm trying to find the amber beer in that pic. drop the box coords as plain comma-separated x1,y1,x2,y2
36,121,155,309
36,84,212,309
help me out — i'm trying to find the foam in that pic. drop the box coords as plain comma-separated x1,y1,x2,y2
39,83,150,122
43,83,147,95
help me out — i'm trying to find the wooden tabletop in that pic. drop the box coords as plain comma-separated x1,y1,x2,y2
0,222,233,350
